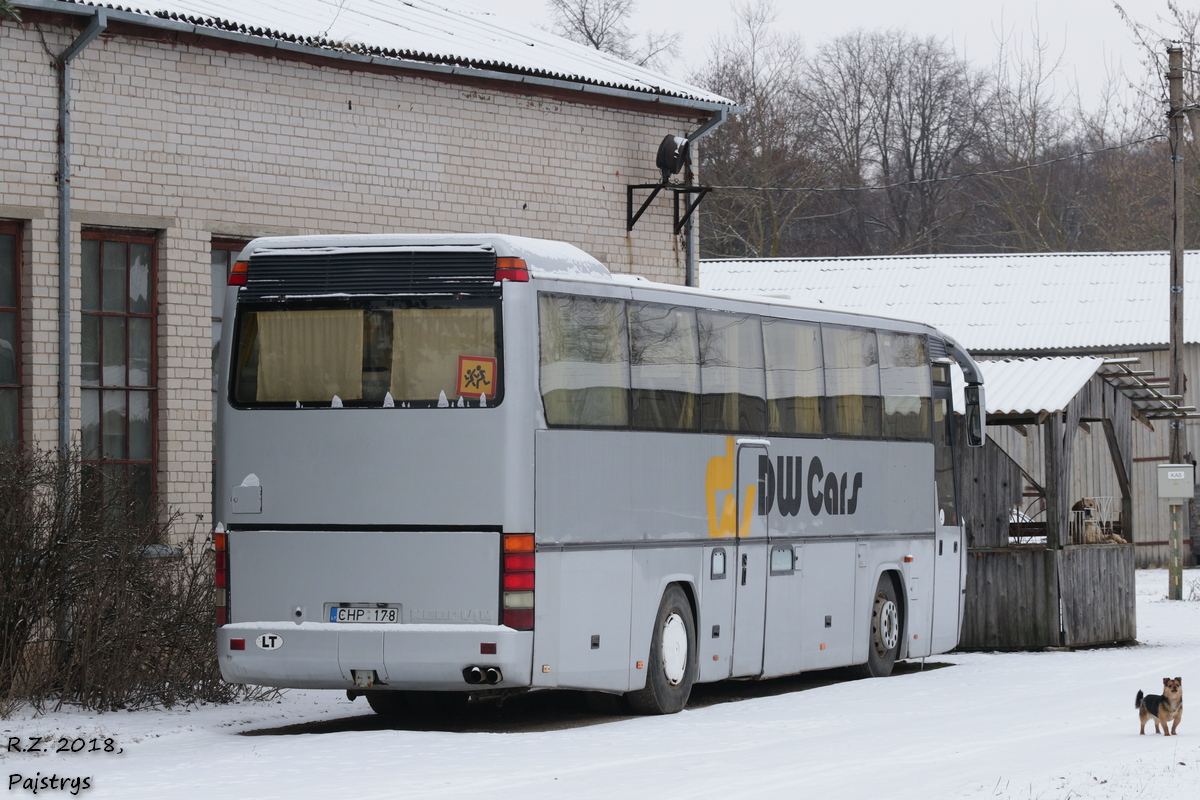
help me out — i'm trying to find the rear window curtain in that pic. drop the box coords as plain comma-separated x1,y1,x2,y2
256,309,364,402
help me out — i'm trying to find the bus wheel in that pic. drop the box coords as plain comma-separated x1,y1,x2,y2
627,585,696,715
365,690,410,716
854,575,901,678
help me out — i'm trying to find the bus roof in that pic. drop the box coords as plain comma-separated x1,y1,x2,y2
240,234,611,281
236,233,981,381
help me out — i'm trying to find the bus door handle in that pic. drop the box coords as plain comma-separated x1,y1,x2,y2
741,553,748,585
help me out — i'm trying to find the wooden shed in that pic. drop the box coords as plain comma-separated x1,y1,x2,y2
954,357,1157,649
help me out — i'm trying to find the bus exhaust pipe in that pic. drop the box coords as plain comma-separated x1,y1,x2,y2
461,666,502,685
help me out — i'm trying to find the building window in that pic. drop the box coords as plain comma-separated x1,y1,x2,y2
0,221,19,448
81,230,156,506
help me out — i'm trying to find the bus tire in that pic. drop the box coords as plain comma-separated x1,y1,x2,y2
853,574,901,679
627,585,696,715
365,690,410,716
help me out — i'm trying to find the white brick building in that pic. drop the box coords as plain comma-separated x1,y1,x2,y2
1,0,733,526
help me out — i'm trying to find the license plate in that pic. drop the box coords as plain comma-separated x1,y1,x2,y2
329,606,399,623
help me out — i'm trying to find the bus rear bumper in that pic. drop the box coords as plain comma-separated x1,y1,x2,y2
218,622,533,691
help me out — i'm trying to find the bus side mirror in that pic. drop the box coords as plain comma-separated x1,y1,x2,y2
964,385,985,448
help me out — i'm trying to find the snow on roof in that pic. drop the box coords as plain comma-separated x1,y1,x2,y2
700,251,1200,352
41,0,732,107
952,357,1108,417
241,232,612,278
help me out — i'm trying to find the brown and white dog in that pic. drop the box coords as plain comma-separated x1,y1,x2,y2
1071,498,1127,544
1136,677,1183,735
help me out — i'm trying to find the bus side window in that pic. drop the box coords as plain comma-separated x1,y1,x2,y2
629,302,700,432
763,318,824,436
878,332,932,441
822,325,881,438
698,311,766,434
538,293,630,428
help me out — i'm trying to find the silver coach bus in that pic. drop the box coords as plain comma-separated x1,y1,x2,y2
214,234,985,715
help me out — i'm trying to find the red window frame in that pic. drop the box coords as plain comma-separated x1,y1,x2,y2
0,220,21,448
80,229,158,506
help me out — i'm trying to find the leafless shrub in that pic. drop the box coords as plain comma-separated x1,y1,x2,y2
0,447,272,717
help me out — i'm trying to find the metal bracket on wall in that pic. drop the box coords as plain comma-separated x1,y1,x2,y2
627,183,712,235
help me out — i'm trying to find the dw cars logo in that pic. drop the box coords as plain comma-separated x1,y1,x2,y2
705,437,865,537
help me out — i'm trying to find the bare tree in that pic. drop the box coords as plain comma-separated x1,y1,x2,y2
1111,1,1200,249
547,0,679,69
795,30,989,254
964,23,1087,251
690,1,1184,259
692,1,824,258
865,32,989,252
799,31,877,254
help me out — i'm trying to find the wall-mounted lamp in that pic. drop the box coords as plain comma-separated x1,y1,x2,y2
628,133,711,234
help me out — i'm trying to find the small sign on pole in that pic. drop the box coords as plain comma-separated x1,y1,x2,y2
1157,463,1194,600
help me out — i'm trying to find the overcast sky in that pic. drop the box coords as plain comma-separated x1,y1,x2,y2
473,0,1181,107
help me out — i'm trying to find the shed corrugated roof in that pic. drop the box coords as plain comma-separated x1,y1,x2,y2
952,357,1107,417
39,0,731,107
700,251,1200,352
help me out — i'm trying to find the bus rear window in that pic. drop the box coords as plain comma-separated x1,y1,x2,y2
230,300,501,408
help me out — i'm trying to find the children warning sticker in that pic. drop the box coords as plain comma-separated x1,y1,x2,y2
457,355,496,398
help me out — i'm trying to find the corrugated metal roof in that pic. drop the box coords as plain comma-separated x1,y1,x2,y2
34,0,732,107
951,356,1199,422
701,251,1200,352
951,357,1107,417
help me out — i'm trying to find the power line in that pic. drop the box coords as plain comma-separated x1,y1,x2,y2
708,134,1167,193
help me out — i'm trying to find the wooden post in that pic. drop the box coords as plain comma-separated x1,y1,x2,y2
1102,418,1134,543
1171,503,1183,600
1043,415,1061,550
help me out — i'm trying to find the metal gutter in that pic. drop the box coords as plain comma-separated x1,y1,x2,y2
54,6,107,451
15,0,738,115
684,108,728,288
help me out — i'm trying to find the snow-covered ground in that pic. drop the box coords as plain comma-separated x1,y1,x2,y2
3,569,1198,800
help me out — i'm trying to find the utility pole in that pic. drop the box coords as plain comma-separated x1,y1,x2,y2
1168,44,1186,465
1167,44,1187,600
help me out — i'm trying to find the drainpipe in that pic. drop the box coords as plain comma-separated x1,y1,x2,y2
684,108,728,288
55,9,107,451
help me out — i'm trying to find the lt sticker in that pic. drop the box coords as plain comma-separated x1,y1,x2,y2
457,356,496,398
256,633,284,651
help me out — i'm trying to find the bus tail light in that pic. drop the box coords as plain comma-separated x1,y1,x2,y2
214,529,230,626
228,260,248,286
495,257,529,282
502,533,534,630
